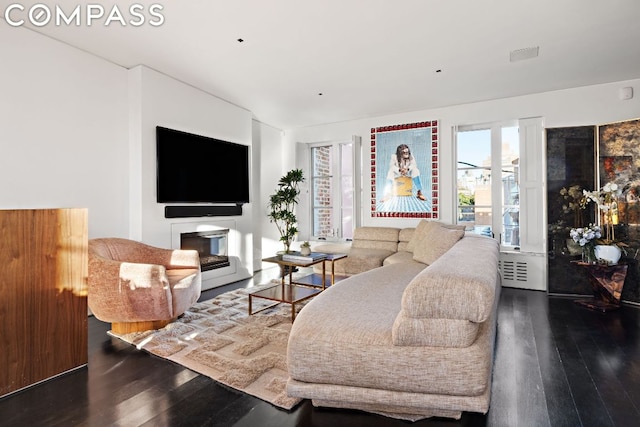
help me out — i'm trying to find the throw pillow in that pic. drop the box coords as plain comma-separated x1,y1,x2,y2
406,219,465,252
412,221,464,265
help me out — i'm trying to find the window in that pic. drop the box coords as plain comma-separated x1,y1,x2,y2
455,122,520,247
310,138,360,240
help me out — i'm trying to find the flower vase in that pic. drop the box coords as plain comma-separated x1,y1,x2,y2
595,244,621,265
582,245,596,264
566,239,582,256
300,246,311,256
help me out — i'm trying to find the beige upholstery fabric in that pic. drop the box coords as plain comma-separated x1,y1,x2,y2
351,226,400,252
407,220,465,252
397,228,414,252
88,238,202,324
311,242,351,254
353,226,400,243
412,221,464,265
393,236,499,347
312,227,400,275
383,250,421,266
287,234,501,419
288,263,497,394
317,247,394,276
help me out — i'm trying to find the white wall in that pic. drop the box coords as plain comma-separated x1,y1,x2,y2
252,120,284,270
283,79,640,230
129,65,255,288
0,25,129,238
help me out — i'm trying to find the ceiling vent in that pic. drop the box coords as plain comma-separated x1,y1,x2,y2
510,46,539,62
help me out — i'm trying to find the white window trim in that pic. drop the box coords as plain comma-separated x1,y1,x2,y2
306,136,361,242
453,117,544,253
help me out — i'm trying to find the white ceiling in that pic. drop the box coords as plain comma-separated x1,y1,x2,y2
6,0,640,129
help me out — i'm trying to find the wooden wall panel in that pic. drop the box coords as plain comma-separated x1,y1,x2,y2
0,208,88,397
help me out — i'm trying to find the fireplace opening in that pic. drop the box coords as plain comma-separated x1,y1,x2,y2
180,229,230,271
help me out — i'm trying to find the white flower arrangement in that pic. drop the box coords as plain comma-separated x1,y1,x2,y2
583,182,621,212
569,224,601,247
583,182,621,242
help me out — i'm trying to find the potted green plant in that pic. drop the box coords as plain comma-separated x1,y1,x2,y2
268,169,304,253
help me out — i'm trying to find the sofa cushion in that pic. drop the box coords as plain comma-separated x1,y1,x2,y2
397,228,415,252
412,222,464,265
383,251,423,266
353,226,400,242
406,220,465,252
351,227,400,252
342,247,395,274
312,242,351,254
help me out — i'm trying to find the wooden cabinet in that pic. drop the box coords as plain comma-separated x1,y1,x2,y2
0,209,88,397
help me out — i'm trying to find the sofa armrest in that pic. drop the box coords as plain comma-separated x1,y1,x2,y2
400,268,496,322
392,236,500,347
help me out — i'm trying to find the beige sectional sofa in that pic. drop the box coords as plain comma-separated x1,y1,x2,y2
287,221,501,421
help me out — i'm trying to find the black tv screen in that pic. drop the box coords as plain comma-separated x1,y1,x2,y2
156,126,250,204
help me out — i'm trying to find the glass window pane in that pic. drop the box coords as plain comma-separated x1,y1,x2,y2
341,207,353,239
311,141,355,240
501,126,519,246
457,206,493,236
503,206,519,246
313,176,332,208
312,146,332,176
313,208,333,237
341,175,353,207
341,143,352,175
457,129,492,230
457,129,491,166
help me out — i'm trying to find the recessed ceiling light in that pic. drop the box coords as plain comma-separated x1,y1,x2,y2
510,46,539,62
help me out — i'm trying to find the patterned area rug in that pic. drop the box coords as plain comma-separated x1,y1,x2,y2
108,283,307,410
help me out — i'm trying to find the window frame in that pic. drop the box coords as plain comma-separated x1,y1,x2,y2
308,137,361,241
454,120,519,247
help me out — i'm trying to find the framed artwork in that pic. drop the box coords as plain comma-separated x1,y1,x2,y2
370,121,438,218
599,118,640,226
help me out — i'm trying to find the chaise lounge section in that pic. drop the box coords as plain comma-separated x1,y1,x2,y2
287,221,501,420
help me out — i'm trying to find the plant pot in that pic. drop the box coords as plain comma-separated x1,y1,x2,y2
300,246,311,256
595,245,622,265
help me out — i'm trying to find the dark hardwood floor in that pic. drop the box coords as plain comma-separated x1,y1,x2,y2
2,267,640,426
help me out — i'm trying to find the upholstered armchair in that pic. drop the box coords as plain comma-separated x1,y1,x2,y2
88,238,202,334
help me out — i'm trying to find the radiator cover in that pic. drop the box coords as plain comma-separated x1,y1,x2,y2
498,251,547,291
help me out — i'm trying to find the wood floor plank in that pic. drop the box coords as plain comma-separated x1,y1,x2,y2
488,290,519,426
529,294,581,427
512,292,552,426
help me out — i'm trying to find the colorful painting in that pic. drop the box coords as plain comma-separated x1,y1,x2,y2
599,118,640,225
371,121,438,218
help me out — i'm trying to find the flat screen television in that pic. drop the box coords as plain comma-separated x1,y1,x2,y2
156,126,250,204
